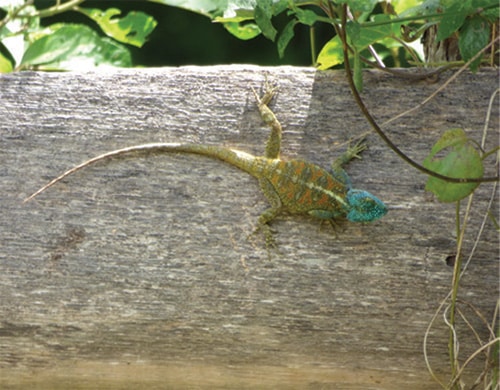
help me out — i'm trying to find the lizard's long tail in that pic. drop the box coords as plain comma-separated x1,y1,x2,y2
24,143,263,202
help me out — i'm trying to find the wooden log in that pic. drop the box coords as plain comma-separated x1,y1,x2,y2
0,66,498,388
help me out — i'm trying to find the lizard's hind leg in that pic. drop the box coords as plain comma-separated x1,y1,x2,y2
251,81,282,160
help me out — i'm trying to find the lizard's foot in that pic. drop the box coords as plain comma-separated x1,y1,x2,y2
327,218,345,238
248,223,281,258
316,218,343,238
344,137,367,161
251,77,278,107
331,137,367,172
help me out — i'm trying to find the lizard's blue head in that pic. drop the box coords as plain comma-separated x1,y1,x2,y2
345,189,387,222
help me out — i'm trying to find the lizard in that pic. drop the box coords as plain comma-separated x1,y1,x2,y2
24,81,387,246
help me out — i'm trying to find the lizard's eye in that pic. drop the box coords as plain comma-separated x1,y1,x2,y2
346,189,387,222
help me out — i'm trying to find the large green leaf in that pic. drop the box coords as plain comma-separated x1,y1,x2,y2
398,0,441,17
458,15,490,71
347,17,395,50
21,24,132,70
222,21,261,40
291,6,320,26
423,128,483,202
215,0,288,40
254,0,277,41
316,35,344,69
277,19,297,58
0,51,13,73
436,1,468,41
79,8,157,48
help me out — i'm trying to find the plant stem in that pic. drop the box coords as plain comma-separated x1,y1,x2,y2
448,202,462,386
31,0,85,18
309,26,317,65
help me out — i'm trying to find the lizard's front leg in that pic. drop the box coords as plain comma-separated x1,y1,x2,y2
330,138,367,186
250,178,283,251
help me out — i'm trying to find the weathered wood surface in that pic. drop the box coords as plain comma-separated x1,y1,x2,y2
0,66,498,389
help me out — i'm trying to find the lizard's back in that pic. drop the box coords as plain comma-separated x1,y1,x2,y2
252,157,349,215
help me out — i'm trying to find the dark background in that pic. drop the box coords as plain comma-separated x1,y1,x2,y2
37,1,336,67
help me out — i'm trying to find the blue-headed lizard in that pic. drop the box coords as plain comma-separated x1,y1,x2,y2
24,82,387,245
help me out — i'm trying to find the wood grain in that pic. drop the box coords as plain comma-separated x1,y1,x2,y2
0,66,498,388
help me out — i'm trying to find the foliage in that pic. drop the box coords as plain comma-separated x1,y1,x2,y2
423,128,484,202
211,0,498,71
20,23,133,70
0,0,497,72
0,0,157,71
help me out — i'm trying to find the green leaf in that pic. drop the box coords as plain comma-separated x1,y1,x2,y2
79,8,157,48
471,0,498,8
436,1,468,41
346,20,361,43
353,48,363,92
149,0,231,18
254,0,277,41
0,51,13,73
0,39,15,73
480,1,500,23
316,35,344,69
347,0,379,13
459,15,490,72
277,19,296,58
347,15,396,50
21,24,132,70
398,0,441,17
291,7,319,26
222,21,261,40
392,0,425,15
272,0,289,15
423,128,483,202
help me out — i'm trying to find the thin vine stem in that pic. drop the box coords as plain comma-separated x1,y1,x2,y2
29,0,85,18
338,4,499,184
0,0,34,30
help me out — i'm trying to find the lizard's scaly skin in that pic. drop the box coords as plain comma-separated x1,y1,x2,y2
24,82,387,243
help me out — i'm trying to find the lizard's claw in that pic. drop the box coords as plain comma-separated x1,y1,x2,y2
346,138,367,160
248,222,281,258
252,76,278,107
331,137,368,173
